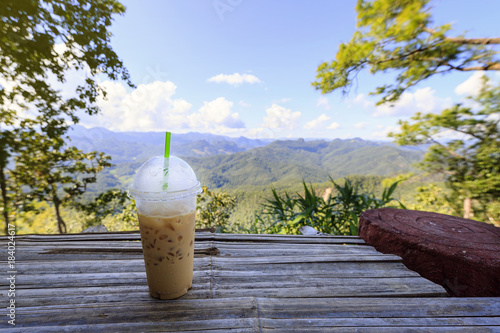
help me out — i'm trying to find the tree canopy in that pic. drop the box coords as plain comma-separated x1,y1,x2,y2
312,0,500,104
0,0,132,118
390,77,499,223
0,0,133,233
312,0,500,224
14,127,112,233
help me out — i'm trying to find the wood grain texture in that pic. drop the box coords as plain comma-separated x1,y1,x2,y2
0,232,498,331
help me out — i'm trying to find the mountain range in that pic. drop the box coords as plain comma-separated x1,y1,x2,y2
184,138,425,189
68,125,273,163
68,126,427,193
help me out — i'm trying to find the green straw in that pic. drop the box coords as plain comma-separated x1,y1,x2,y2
163,132,171,191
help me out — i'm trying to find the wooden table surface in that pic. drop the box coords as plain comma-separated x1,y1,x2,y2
1,232,499,332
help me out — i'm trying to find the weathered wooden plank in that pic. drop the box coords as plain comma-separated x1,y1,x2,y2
6,254,404,272
1,231,214,241
36,245,219,256
0,230,207,242
9,240,375,262
8,240,214,250
0,298,260,328
260,317,500,328
214,233,366,244
11,287,212,306
214,261,421,277
14,239,141,247
3,297,498,331
5,243,218,261
0,323,258,333
6,258,212,274
13,239,215,249
1,232,365,245
7,285,210,306
214,242,381,256
14,239,368,250
3,319,498,333
0,271,211,289
211,279,446,298
7,252,147,261
212,254,403,265
0,232,142,242
14,242,379,258
5,252,397,263
213,272,425,287
258,297,500,331
261,327,498,332
2,273,438,296
10,260,420,280
256,297,500,318
1,271,442,298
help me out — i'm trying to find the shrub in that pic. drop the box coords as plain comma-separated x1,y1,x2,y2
254,178,404,235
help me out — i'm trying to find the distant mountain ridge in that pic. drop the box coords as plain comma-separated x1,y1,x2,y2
184,138,425,189
68,126,426,193
68,125,273,162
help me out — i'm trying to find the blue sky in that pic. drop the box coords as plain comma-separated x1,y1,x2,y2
78,0,500,141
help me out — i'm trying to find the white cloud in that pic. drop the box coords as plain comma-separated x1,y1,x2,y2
304,114,331,130
349,93,372,108
239,100,251,107
370,126,400,140
327,122,340,130
351,88,451,118
272,97,291,104
190,97,244,131
373,87,452,117
455,71,487,97
84,80,192,132
354,122,368,129
207,73,261,86
262,104,301,129
245,127,277,139
81,81,245,133
316,96,331,110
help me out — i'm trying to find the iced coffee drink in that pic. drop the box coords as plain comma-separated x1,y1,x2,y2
129,155,201,300
138,211,196,299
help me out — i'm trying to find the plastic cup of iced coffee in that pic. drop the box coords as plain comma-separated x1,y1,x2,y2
129,155,201,299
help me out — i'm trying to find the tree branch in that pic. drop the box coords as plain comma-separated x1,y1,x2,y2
370,45,433,65
445,36,500,45
447,63,500,71
423,28,500,45
427,137,465,159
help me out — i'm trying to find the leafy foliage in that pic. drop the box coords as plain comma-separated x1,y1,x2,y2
390,78,500,224
14,198,139,234
407,184,455,215
71,189,130,229
313,0,500,104
0,0,132,233
13,128,111,233
15,200,82,234
196,187,237,232
254,178,404,235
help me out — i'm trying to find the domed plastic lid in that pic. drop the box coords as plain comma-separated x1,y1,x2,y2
128,156,201,202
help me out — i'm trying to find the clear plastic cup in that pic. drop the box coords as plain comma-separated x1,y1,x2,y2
128,156,202,299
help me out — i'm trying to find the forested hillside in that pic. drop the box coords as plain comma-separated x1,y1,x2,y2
184,138,424,189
